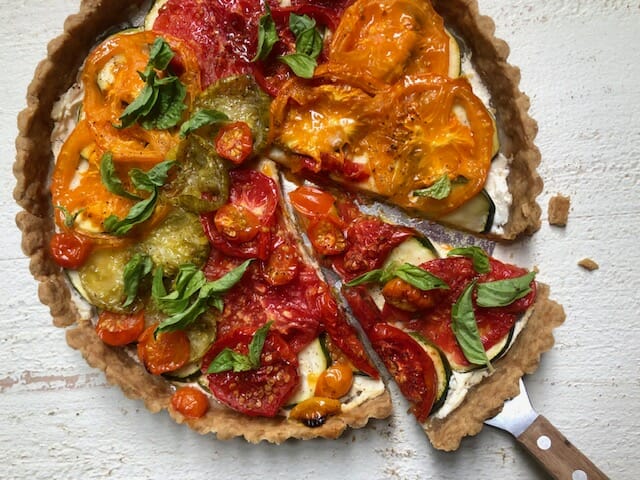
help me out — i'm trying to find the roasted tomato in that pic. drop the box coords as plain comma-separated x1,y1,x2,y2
263,241,300,286
381,277,441,312
289,185,336,218
137,324,190,375
314,363,354,399
214,204,261,243
82,31,200,164
215,122,254,164
369,323,437,423
171,386,209,419
203,327,299,417
307,216,347,256
95,310,145,346
49,231,93,269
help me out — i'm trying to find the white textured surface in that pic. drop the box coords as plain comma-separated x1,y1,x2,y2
2,1,639,478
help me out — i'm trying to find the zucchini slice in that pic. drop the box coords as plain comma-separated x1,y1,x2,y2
382,236,439,270
144,0,169,30
286,338,329,406
447,325,515,372
439,189,495,234
408,332,452,414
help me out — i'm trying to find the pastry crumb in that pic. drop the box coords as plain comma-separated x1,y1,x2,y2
548,194,570,226
578,258,599,271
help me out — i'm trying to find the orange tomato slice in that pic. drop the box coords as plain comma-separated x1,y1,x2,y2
82,30,201,165
327,0,451,83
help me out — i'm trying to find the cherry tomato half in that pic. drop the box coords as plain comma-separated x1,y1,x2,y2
214,203,261,243
49,231,93,269
263,241,299,286
96,310,145,346
215,122,254,165
171,386,209,419
307,216,347,256
314,363,354,399
137,324,190,375
203,327,299,417
289,185,336,218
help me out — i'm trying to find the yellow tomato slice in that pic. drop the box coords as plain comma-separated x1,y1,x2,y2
327,0,451,83
82,30,201,165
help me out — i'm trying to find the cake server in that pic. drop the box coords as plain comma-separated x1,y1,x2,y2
485,378,609,480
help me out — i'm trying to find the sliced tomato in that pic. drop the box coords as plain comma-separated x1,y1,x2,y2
289,185,336,218
96,310,145,346
49,231,93,269
137,324,190,375
369,323,437,422
263,240,300,286
335,217,413,279
228,169,279,224
381,277,442,313
214,203,261,243
341,285,383,333
171,386,209,418
307,216,347,256
215,122,254,164
82,30,200,164
203,327,299,417
329,0,450,83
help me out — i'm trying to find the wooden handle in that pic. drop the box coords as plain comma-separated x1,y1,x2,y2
517,415,609,480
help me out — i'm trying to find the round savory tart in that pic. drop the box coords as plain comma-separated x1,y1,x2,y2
15,0,560,449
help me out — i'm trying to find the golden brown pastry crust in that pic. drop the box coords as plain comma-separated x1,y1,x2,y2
424,283,565,451
14,0,556,447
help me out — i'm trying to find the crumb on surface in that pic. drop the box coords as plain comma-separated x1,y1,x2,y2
578,258,599,271
548,194,571,226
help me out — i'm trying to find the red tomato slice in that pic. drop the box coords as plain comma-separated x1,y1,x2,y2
215,122,253,165
96,310,145,347
203,327,299,417
342,285,384,333
369,323,437,423
334,217,413,280
214,203,261,243
289,185,336,218
49,231,93,269
228,169,279,224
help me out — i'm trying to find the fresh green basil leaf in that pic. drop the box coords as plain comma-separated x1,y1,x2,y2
253,5,279,62
206,348,253,374
248,321,273,367
179,109,229,138
451,281,491,368
122,253,153,307
156,296,209,334
118,82,157,129
413,174,452,200
151,266,167,298
209,297,224,312
394,263,449,291
476,272,536,308
447,246,491,274
100,153,142,200
103,189,158,236
148,37,175,71
278,53,317,78
344,268,384,287
140,78,187,130
289,13,316,37
55,205,84,228
200,259,253,297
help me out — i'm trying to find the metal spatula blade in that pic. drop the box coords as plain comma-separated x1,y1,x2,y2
485,378,609,480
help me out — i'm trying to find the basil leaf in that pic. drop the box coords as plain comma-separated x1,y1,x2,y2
140,77,187,130
476,272,536,307
129,160,175,191
200,259,253,297
344,268,384,287
156,297,209,334
118,82,157,129
451,281,491,368
100,153,142,200
289,13,316,37
248,321,273,367
278,53,317,78
447,246,491,274
122,253,153,307
206,322,273,374
103,189,158,236
253,5,279,62
394,264,449,291
152,267,167,298
55,205,84,228
413,174,452,200
179,109,229,138
207,348,253,374
148,37,174,71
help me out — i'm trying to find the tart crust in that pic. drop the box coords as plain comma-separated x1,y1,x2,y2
15,0,554,446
